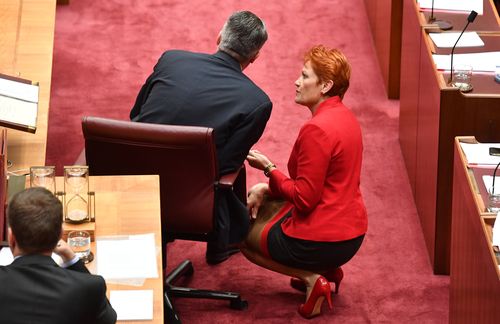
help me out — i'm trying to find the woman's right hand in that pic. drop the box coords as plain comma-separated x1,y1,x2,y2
246,150,272,171
247,183,269,219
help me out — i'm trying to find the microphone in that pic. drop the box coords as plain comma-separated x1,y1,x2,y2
427,0,453,30
492,160,500,195
491,147,500,195
448,10,478,85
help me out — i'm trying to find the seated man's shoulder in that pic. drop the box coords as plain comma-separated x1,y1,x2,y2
67,267,105,283
163,49,208,60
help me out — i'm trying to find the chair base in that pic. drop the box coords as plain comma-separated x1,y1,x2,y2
164,259,248,323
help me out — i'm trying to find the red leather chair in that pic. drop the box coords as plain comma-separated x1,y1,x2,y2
81,116,248,323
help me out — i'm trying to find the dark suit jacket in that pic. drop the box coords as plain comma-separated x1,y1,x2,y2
130,50,272,246
0,254,116,324
130,50,272,176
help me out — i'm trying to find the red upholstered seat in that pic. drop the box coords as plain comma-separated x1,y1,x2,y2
82,116,247,323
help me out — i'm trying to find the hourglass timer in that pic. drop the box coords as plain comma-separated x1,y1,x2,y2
63,166,92,223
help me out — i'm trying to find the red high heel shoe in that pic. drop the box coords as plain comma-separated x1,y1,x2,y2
298,276,333,319
290,267,343,294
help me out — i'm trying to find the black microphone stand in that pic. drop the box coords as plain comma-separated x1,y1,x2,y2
448,11,478,87
428,0,453,30
492,161,500,195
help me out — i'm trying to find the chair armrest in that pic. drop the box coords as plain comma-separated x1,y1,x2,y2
218,166,243,189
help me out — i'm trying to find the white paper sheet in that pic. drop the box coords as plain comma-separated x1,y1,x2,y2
483,175,499,192
96,233,158,280
429,32,484,48
493,216,500,247
110,290,154,321
0,77,39,130
433,51,500,72
0,248,63,266
460,143,500,165
0,96,38,127
0,78,39,103
0,247,13,266
418,0,483,15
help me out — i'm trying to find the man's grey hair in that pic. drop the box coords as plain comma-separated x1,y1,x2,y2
219,11,268,61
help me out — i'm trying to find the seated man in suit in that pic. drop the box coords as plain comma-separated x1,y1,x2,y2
0,187,116,324
130,10,272,264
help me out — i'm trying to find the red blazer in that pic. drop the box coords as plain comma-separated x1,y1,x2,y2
268,96,367,242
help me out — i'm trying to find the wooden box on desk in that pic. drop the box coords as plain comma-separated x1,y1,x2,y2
62,221,95,241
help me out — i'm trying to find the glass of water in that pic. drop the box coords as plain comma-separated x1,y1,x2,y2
67,230,93,263
487,187,500,213
451,64,473,93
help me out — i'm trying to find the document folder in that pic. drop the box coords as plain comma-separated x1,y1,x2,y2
0,73,39,134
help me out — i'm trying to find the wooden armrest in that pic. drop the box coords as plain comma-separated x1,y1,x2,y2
218,166,243,188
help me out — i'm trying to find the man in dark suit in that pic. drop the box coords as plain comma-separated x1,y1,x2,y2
130,11,272,264
0,187,117,324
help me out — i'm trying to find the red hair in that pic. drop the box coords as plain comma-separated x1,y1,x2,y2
304,45,351,99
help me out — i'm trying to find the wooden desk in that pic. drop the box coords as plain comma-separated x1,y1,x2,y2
0,0,56,171
399,0,500,274
450,137,500,323
56,175,164,323
363,0,402,99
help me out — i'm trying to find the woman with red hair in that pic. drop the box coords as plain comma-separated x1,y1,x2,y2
242,45,367,318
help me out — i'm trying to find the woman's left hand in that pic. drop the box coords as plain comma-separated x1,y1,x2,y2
247,183,269,219
246,150,272,170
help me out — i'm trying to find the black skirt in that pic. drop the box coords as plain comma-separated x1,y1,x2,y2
267,210,365,272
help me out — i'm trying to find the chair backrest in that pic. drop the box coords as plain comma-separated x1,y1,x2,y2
82,116,218,235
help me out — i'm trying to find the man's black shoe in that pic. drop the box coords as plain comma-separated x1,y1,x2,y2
205,246,240,265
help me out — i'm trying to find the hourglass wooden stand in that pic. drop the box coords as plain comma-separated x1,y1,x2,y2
58,191,96,240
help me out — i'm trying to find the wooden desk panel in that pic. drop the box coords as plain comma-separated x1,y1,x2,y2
0,0,56,171
414,29,442,267
55,175,164,324
399,0,423,195
450,138,500,323
364,0,402,99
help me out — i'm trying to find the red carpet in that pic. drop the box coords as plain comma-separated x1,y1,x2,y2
48,0,449,322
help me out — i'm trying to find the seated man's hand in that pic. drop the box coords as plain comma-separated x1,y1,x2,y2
247,183,269,219
53,239,76,264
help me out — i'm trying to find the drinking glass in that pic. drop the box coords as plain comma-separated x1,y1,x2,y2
30,166,56,193
67,230,93,263
488,187,500,213
451,64,473,92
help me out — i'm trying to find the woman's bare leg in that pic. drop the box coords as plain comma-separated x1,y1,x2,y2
240,198,321,297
